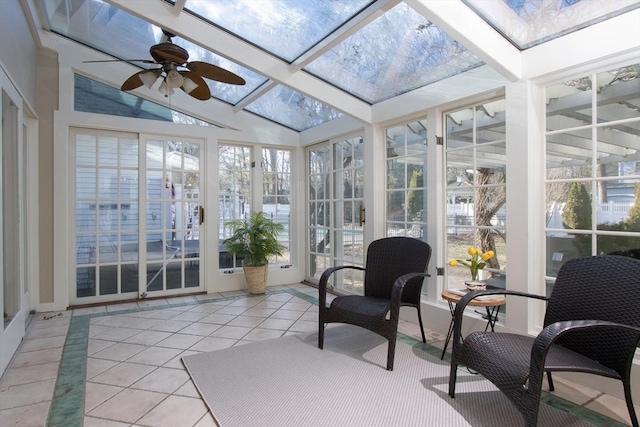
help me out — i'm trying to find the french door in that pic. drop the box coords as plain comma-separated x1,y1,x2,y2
73,129,204,305
306,134,365,294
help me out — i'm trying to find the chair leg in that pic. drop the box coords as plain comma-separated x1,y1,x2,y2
623,379,639,427
546,372,554,391
386,336,396,371
448,362,458,398
416,307,426,343
318,323,324,349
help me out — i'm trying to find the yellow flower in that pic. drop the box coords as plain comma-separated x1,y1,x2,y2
449,247,496,280
481,251,495,261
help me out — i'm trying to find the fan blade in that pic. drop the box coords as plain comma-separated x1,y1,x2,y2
180,72,211,100
187,61,245,85
121,70,152,91
83,59,158,64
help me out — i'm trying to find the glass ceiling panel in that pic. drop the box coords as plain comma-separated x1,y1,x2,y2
245,85,344,131
464,0,640,50
41,0,265,104
42,0,156,59
183,0,374,62
304,2,484,104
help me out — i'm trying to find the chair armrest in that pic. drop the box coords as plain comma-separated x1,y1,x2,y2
452,290,549,349
318,265,366,310
529,320,640,381
389,272,431,323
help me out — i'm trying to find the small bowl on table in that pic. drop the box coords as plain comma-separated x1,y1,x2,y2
465,280,487,291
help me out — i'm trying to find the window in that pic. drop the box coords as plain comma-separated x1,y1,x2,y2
385,120,428,241
218,145,292,269
74,74,217,127
445,99,507,289
218,144,251,269
262,148,292,265
545,64,640,287
306,136,365,293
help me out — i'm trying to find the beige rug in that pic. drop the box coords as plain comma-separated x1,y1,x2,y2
182,324,593,427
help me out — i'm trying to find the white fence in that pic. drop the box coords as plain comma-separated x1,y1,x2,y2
446,200,634,233
547,201,634,231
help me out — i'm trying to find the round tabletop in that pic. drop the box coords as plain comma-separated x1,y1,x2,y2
441,290,506,307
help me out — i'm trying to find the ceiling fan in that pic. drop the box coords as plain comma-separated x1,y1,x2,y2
84,31,245,100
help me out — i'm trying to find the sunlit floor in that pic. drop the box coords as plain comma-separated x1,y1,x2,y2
0,283,637,426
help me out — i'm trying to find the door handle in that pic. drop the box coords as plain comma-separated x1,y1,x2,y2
199,206,204,225
359,204,365,226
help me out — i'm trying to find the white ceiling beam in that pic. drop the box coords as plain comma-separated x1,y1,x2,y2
372,65,506,125
408,0,522,82
522,9,640,80
104,0,372,123
233,80,278,112
20,0,46,48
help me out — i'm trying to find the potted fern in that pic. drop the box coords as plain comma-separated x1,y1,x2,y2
223,211,286,294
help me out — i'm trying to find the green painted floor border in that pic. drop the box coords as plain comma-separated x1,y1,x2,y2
45,288,627,427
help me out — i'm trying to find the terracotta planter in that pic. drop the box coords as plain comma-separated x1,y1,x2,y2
242,261,268,294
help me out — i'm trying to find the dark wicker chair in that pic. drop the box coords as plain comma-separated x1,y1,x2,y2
448,255,640,427
318,237,432,371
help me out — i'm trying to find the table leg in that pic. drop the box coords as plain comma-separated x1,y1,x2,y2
440,301,456,360
483,305,501,332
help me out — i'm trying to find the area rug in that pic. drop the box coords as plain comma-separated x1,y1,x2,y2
182,325,593,427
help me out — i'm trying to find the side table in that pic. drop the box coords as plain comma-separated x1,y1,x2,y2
440,289,506,360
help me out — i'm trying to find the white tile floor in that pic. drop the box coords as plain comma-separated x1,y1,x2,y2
0,283,637,426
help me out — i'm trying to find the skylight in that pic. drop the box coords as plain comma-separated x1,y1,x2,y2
464,0,640,50
38,0,639,132
184,0,374,62
244,85,344,131
304,2,484,103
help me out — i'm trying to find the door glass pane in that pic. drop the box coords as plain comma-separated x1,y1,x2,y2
98,137,118,166
76,135,96,165
307,136,365,292
308,145,332,280
76,132,140,299
145,139,201,293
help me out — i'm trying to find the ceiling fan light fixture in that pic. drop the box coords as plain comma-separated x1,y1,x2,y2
166,69,184,89
182,76,199,94
158,79,174,97
140,69,161,89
